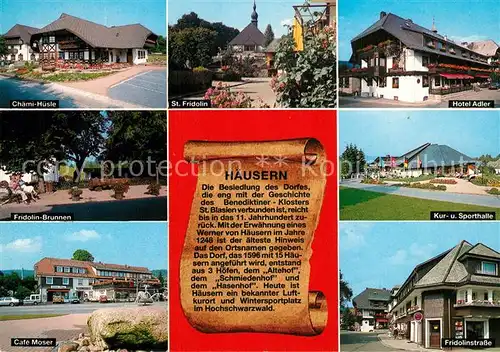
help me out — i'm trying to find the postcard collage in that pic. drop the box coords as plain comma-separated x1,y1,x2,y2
0,0,499,351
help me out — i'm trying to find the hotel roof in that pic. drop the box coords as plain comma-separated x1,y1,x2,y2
351,12,491,66
353,288,392,310
3,24,39,43
31,13,157,49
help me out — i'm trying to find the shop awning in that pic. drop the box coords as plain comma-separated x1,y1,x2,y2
439,73,474,79
475,74,490,79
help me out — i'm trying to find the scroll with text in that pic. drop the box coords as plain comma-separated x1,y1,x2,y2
180,139,328,336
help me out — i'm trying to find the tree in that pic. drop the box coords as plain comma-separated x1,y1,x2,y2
340,144,366,176
155,35,166,54
51,111,107,181
340,271,353,309
272,24,337,107
263,24,275,47
0,36,8,58
341,308,356,330
169,27,217,69
14,285,32,300
157,272,165,286
72,249,94,262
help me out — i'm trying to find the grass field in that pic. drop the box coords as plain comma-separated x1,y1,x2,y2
340,187,499,220
0,314,66,321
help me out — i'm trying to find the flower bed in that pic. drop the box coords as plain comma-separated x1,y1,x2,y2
394,182,447,191
429,179,457,185
427,63,492,73
487,187,500,195
361,178,386,185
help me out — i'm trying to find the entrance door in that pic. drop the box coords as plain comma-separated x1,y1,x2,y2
127,49,133,64
429,321,441,348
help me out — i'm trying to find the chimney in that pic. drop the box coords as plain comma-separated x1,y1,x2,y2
380,11,387,19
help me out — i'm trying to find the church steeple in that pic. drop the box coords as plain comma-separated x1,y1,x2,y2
251,0,258,27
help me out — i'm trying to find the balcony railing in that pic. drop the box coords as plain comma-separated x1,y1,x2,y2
407,305,422,314
58,40,84,50
346,66,387,77
455,299,500,308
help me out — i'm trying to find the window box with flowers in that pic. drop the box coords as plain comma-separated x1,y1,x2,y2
449,48,456,55
426,41,436,49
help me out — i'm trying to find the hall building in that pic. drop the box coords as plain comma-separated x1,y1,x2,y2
342,12,497,102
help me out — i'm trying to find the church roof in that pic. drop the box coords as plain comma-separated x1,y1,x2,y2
229,23,265,46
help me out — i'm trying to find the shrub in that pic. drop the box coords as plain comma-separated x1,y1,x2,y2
204,82,253,108
430,179,457,185
272,24,336,107
393,182,447,191
487,187,500,195
68,187,83,201
361,178,386,185
146,182,161,196
193,66,208,72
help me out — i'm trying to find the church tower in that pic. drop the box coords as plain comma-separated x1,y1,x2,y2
251,0,258,27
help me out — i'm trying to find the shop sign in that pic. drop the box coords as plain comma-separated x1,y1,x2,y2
414,312,423,321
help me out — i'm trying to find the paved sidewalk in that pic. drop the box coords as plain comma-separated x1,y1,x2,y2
341,181,500,208
0,314,88,352
61,65,165,97
378,334,426,351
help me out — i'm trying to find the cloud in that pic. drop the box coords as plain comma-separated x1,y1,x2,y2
0,237,42,253
280,18,293,27
340,223,373,250
66,230,100,242
388,243,438,265
449,35,488,44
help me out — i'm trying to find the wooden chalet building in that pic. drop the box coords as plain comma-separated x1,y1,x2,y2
342,12,496,102
353,288,392,332
29,13,158,69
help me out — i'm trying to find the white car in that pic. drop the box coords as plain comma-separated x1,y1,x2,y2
0,297,20,306
22,294,42,305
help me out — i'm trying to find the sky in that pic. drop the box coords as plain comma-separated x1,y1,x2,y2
0,0,166,36
340,222,500,301
168,0,298,37
339,0,500,60
0,222,168,270
339,110,500,160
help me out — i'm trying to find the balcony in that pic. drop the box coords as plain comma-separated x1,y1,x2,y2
58,40,84,50
455,299,500,308
407,305,422,314
345,66,387,77
7,48,19,55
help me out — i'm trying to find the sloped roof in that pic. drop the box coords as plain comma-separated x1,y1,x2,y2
229,23,265,46
265,38,281,53
395,143,477,169
31,13,156,49
487,160,500,168
468,40,500,57
353,288,391,309
415,241,500,287
351,13,490,66
3,24,39,43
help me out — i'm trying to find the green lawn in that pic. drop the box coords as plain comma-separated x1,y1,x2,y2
340,187,499,220
0,314,66,321
41,72,114,82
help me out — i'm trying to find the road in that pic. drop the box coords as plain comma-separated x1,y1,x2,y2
0,301,166,316
341,180,500,208
109,70,167,108
340,331,400,351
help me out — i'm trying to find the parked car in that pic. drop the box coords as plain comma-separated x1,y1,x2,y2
488,82,500,90
22,294,42,305
99,295,108,303
70,298,81,304
0,297,20,306
52,296,65,304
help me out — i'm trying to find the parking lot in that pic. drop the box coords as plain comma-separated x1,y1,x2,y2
109,70,166,108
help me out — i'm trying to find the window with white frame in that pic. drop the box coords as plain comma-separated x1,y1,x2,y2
63,278,69,285
46,277,53,284
78,279,83,286
64,267,70,273
480,261,497,275
56,266,63,272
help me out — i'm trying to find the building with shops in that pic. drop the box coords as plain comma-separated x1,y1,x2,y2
353,287,392,332
28,13,158,69
342,12,496,102
389,241,500,349
34,257,161,303
370,142,478,178
2,24,40,63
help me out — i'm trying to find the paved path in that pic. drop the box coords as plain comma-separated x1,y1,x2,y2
0,314,88,352
109,70,166,108
341,181,500,208
340,331,400,351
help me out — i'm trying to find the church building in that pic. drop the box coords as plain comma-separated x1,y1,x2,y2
228,1,266,53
